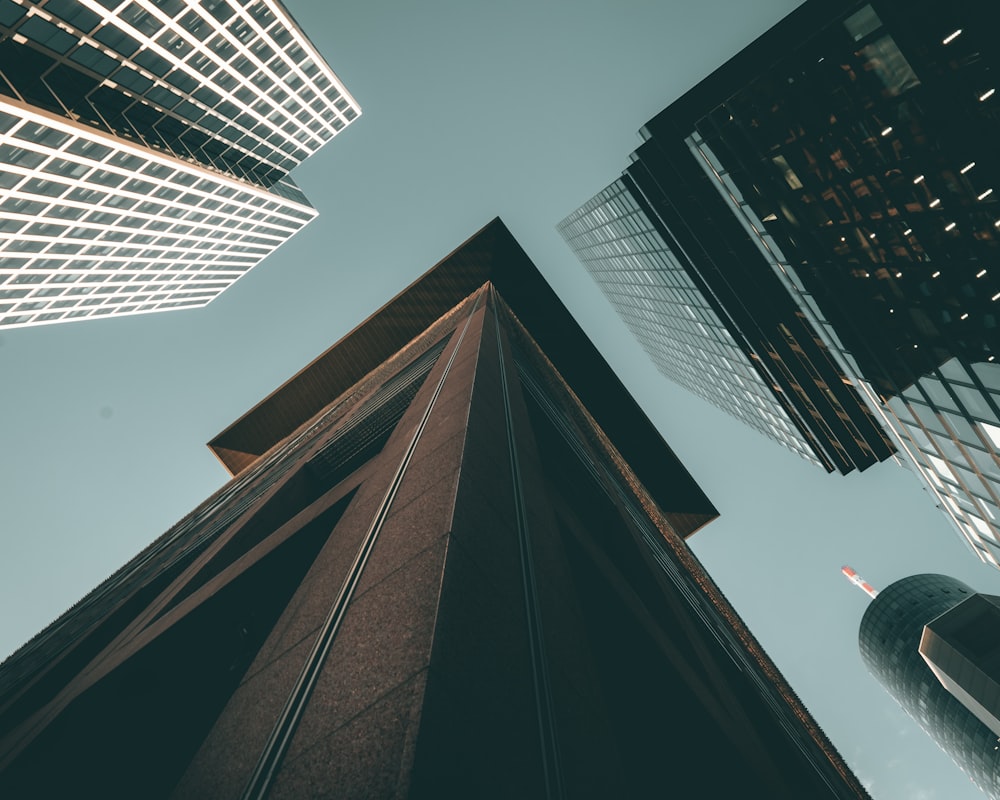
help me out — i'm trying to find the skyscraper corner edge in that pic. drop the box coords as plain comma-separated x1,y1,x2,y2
207,217,718,534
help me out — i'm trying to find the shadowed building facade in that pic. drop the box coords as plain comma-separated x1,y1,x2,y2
0,0,359,328
0,221,869,798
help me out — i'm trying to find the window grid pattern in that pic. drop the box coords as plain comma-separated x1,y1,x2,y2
687,131,868,382
0,0,360,184
687,1,1000,396
690,127,1000,567
887,359,1000,566
559,180,821,466
0,100,314,328
683,1,1000,569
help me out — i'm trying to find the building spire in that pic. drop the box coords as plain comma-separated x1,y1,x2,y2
842,565,879,599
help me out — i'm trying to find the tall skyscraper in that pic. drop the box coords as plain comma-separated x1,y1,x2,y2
847,569,1000,797
560,0,1000,566
0,0,359,329
0,220,870,798
559,176,894,474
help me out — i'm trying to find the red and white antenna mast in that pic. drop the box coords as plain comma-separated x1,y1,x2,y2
842,565,878,599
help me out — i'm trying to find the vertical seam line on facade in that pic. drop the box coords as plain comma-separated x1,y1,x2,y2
238,292,483,800
490,290,565,800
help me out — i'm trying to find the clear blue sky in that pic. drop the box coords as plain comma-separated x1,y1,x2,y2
2,1,998,797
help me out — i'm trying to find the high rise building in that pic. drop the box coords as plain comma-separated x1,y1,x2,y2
848,569,1000,797
0,0,359,329
560,0,1000,565
0,220,870,798
559,176,894,474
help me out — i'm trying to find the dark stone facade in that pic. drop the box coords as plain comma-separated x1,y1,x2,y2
0,223,868,798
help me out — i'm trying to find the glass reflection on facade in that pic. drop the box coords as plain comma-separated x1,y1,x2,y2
605,0,1000,565
0,0,359,328
887,360,1000,566
559,179,823,467
561,65,898,475
682,1,1000,396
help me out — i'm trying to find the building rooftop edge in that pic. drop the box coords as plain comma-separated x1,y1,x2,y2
207,218,718,524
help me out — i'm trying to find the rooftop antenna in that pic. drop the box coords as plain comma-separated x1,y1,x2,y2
842,565,878,599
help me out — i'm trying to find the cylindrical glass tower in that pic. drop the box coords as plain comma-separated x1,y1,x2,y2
859,574,1000,798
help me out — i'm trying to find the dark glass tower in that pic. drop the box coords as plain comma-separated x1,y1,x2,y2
0,0,359,328
859,573,1000,797
559,176,894,474
0,221,869,798
561,0,1000,565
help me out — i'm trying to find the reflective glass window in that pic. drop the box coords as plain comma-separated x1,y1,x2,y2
953,384,998,420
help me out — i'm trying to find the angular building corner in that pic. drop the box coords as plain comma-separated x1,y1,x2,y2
0,220,870,798
0,0,359,329
559,0,1000,566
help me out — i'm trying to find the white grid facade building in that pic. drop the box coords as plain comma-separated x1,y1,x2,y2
0,99,314,325
0,0,360,328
